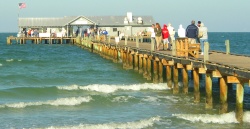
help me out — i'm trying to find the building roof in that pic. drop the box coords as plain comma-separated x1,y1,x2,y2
18,15,155,28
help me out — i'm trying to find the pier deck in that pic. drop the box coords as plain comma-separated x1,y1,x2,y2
115,39,250,70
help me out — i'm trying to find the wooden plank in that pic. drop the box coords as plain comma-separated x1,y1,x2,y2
162,59,168,66
168,60,174,66
186,64,193,70
227,76,240,83
199,68,206,74
177,63,183,68
212,70,222,78
154,57,160,61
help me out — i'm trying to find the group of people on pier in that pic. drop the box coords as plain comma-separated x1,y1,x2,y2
151,20,208,55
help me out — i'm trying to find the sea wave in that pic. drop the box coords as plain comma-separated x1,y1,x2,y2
6,59,14,62
46,116,161,129
57,83,170,93
1,96,92,109
111,96,135,103
172,111,250,124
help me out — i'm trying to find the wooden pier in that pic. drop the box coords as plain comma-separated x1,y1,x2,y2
6,36,76,44
76,37,249,123
6,35,250,122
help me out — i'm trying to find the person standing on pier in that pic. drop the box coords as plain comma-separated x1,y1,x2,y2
154,23,162,51
186,20,198,44
168,23,175,50
178,24,185,38
150,24,156,50
199,22,208,55
161,24,170,50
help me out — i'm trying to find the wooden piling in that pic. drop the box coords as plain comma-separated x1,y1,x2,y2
133,53,139,71
193,68,200,103
166,65,172,88
146,56,152,80
153,60,159,84
158,61,163,83
173,64,179,94
205,71,213,109
182,65,189,94
236,82,244,123
128,51,133,69
139,54,143,74
143,55,148,78
219,77,228,114
122,49,127,69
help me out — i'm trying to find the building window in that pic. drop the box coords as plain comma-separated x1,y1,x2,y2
113,28,117,32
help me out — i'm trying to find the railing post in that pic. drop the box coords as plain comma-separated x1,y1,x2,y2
136,36,139,48
172,39,176,55
108,36,111,44
151,38,155,52
225,40,230,54
125,36,128,46
204,42,209,62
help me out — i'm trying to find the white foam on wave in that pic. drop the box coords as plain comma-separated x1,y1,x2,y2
111,96,135,103
57,83,170,93
141,96,159,103
0,63,2,66
172,111,250,124
2,96,92,109
47,116,161,129
6,59,14,62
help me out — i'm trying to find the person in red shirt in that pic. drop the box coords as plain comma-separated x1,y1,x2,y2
162,24,170,50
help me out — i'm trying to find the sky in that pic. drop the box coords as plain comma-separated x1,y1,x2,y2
0,0,249,32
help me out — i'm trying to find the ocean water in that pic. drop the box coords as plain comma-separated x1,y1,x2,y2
0,32,250,129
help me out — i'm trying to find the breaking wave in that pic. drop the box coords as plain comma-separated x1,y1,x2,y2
57,83,170,93
1,96,92,109
173,111,250,124
47,116,161,129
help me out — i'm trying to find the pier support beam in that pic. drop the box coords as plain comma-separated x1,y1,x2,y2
143,55,148,79
127,51,133,70
182,65,189,94
133,53,139,71
123,50,128,69
158,61,163,83
146,56,152,80
219,77,228,114
193,68,200,103
173,64,179,94
139,54,143,74
122,50,127,69
166,65,172,88
205,71,213,109
153,59,159,84
236,82,244,123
